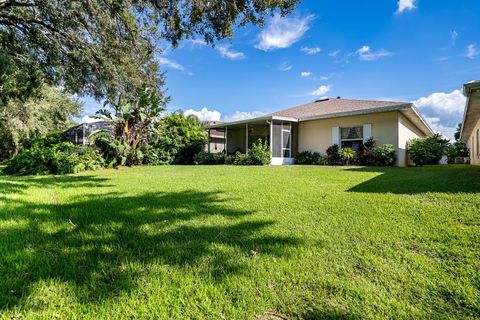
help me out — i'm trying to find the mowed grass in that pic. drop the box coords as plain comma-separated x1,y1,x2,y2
0,165,479,319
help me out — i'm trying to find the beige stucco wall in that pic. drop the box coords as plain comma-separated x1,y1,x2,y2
467,118,480,165
398,112,426,167
298,111,399,161
298,111,427,166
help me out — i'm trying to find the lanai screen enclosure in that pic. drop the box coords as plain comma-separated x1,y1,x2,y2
206,116,298,165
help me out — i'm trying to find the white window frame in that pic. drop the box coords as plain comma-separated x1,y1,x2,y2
340,126,364,147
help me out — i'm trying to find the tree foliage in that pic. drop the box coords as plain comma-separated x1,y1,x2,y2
151,112,207,165
446,141,469,163
454,122,462,141
97,85,166,150
0,0,298,104
0,85,81,161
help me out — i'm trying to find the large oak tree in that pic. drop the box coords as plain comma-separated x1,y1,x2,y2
0,0,299,105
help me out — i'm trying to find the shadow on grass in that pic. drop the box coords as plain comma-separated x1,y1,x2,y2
0,174,113,195
0,175,300,310
346,165,480,195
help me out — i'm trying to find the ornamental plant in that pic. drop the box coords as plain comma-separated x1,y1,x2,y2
340,147,355,166
407,134,449,166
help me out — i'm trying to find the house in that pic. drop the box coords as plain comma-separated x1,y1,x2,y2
64,121,112,145
205,97,433,166
460,81,480,165
204,121,226,153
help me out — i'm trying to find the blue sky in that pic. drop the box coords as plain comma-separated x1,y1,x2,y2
81,0,480,139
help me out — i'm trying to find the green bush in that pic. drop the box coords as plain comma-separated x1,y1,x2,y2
151,113,207,165
233,152,251,165
339,147,355,165
357,137,376,165
317,155,329,165
326,144,341,165
446,142,469,164
93,131,131,167
248,139,271,165
407,134,449,166
295,151,321,165
3,132,105,175
372,144,396,166
233,139,271,166
224,155,235,165
194,151,225,165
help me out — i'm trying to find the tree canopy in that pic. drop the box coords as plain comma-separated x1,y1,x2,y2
0,0,299,105
0,85,81,160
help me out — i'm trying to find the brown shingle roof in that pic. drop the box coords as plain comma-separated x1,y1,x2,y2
270,98,411,119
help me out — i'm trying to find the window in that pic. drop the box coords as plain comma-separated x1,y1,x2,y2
340,126,363,151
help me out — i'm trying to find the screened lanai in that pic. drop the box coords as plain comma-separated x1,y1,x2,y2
205,116,298,165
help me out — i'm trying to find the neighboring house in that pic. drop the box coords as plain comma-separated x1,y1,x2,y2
460,81,480,165
205,121,226,153
205,97,433,166
64,121,112,145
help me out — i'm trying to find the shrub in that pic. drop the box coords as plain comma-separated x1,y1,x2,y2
3,133,104,175
372,144,396,166
233,152,251,165
407,133,449,166
326,144,341,165
93,131,131,167
317,155,329,165
224,155,235,165
295,151,321,165
357,137,376,165
446,142,469,164
233,139,271,166
247,139,271,165
151,113,207,165
339,147,355,166
194,151,225,165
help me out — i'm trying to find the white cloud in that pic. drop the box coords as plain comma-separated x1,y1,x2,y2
414,89,466,115
216,44,246,60
308,85,331,96
329,50,341,58
413,89,466,140
81,116,103,124
158,57,185,71
158,56,192,75
396,0,416,14
355,45,393,61
278,61,293,72
184,107,221,122
465,43,478,59
450,30,458,46
255,14,314,51
300,46,321,55
319,74,332,81
424,117,457,140
223,111,265,122
187,39,207,47
301,71,312,77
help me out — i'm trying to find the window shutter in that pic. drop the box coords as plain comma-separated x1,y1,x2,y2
332,127,340,145
363,124,372,142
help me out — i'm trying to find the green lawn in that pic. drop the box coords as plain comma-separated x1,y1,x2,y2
1,165,479,319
